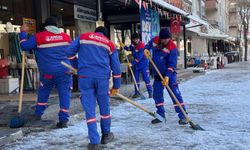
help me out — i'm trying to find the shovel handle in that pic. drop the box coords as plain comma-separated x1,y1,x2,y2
61,61,77,74
146,55,191,122
124,52,140,92
18,52,25,113
116,93,153,115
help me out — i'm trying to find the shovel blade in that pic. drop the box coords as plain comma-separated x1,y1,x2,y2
139,93,146,100
189,121,205,131
154,112,166,123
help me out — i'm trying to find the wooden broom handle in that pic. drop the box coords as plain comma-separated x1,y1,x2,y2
61,61,77,74
18,52,25,113
124,52,140,92
116,93,152,115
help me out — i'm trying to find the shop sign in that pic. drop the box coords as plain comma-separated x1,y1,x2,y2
22,18,36,34
74,5,96,23
140,7,160,43
170,19,182,34
165,0,192,14
200,25,208,33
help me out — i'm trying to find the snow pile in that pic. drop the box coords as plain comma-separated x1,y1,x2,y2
3,62,250,150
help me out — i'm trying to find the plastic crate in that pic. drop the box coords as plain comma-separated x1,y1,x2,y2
0,78,19,94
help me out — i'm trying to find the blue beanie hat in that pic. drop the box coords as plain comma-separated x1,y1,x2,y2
159,28,171,39
131,33,140,39
44,16,58,27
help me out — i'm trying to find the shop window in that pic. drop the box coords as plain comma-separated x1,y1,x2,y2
188,42,191,53
0,0,34,25
50,0,75,27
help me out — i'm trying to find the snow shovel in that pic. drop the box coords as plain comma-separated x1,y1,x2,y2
124,53,146,100
146,53,204,131
10,52,27,128
61,62,165,122
116,93,165,122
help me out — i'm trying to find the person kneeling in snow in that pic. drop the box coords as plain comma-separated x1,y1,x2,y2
144,28,188,125
19,16,77,128
66,26,121,150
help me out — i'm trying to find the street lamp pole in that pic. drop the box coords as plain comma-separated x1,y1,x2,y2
183,24,187,69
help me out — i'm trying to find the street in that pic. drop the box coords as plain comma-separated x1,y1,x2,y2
2,62,250,150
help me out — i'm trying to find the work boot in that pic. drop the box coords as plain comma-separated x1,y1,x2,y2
132,93,140,98
148,93,153,98
56,121,68,128
178,119,188,125
101,132,114,144
151,118,163,124
88,143,100,150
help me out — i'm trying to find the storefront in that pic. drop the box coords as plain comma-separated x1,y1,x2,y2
0,0,36,58
0,0,212,92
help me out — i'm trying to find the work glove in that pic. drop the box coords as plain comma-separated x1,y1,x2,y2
119,42,125,49
144,49,151,58
127,63,132,67
110,88,119,96
161,77,169,87
124,50,130,56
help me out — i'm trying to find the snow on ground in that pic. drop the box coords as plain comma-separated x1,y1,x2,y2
3,62,250,150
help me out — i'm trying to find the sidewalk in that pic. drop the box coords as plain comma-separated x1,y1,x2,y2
0,68,204,147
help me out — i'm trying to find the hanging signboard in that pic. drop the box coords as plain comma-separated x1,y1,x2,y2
170,19,182,34
74,5,96,23
22,18,36,34
140,7,160,44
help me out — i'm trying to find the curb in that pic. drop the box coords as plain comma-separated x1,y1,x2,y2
0,129,23,147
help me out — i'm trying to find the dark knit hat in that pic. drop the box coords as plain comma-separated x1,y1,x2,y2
131,33,140,39
159,28,171,39
95,26,108,37
44,16,58,27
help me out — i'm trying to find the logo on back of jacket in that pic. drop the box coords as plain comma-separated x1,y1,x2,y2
89,34,109,43
45,36,63,42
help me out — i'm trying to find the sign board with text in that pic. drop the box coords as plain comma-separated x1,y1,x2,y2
140,7,160,44
74,5,96,23
23,18,36,34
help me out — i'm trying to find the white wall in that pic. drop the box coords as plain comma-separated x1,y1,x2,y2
75,20,96,35
192,37,207,56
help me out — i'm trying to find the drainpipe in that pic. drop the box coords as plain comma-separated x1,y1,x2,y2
96,0,102,21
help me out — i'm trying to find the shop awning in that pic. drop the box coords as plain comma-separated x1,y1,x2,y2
151,0,228,39
227,36,236,42
186,23,229,39
187,15,209,26
152,0,208,25
199,32,229,39
152,0,188,15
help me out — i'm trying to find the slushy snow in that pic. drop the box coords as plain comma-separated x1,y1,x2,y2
3,62,250,150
